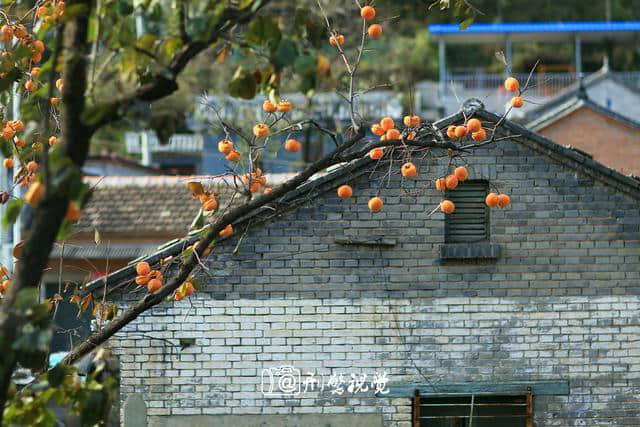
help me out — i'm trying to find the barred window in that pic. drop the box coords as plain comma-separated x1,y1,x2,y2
413,392,533,427
445,180,489,244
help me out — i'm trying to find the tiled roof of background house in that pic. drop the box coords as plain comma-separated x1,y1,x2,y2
76,175,295,235
76,176,203,234
84,154,163,176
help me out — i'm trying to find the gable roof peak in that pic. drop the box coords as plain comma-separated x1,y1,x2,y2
462,98,485,116
601,55,610,73
577,73,589,101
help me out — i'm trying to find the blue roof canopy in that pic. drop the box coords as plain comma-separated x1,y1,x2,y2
428,21,640,43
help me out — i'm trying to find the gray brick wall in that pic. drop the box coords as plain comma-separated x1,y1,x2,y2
109,130,640,426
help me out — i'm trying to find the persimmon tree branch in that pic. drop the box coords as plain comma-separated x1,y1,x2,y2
316,0,369,131
86,1,271,132
59,113,494,366
177,0,190,43
60,125,362,365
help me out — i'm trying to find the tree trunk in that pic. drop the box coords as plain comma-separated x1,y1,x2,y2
0,0,92,417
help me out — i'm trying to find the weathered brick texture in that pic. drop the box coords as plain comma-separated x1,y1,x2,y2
109,122,640,426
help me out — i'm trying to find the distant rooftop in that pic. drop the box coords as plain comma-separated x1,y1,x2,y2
428,21,640,43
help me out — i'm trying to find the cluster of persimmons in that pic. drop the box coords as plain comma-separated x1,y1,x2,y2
332,77,519,214
1,8,72,217
136,260,193,301
0,265,10,295
330,4,383,48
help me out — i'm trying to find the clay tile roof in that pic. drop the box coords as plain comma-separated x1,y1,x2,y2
76,175,293,235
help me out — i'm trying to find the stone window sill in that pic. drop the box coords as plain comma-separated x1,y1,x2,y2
439,243,501,260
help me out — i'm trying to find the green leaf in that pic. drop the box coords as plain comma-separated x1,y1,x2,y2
459,17,474,30
162,36,183,60
31,301,54,324
229,67,257,99
3,198,23,229
118,0,134,15
294,8,325,49
58,3,90,22
82,105,111,127
15,288,39,311
0,68,21,93
189,209,204,231
56,220,73,242
94,228,101,246
190,277,203,291
73,183,93,208
11,44,34,61
80,390,108,426
272,38,298,71
189,3,225,41
0,139,13,158
246,16,281,52
117,22,136,47
136,33,158,52
13,326,52,353
40,387,58,403
48,364,68,387
298,74,316,95
181,247,193,264
293,54,315,76
87,15,98,42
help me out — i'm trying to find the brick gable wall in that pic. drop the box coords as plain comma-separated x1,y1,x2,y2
108,132,640,426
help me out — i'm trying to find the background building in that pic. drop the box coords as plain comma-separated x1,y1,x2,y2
526,88,640,176
419,21,640,119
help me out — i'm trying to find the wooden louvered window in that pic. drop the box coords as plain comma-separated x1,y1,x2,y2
445,180,489,244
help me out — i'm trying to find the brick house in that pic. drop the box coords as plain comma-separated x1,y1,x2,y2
86,106,640,426
526,90,640,177
521,62,640,126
